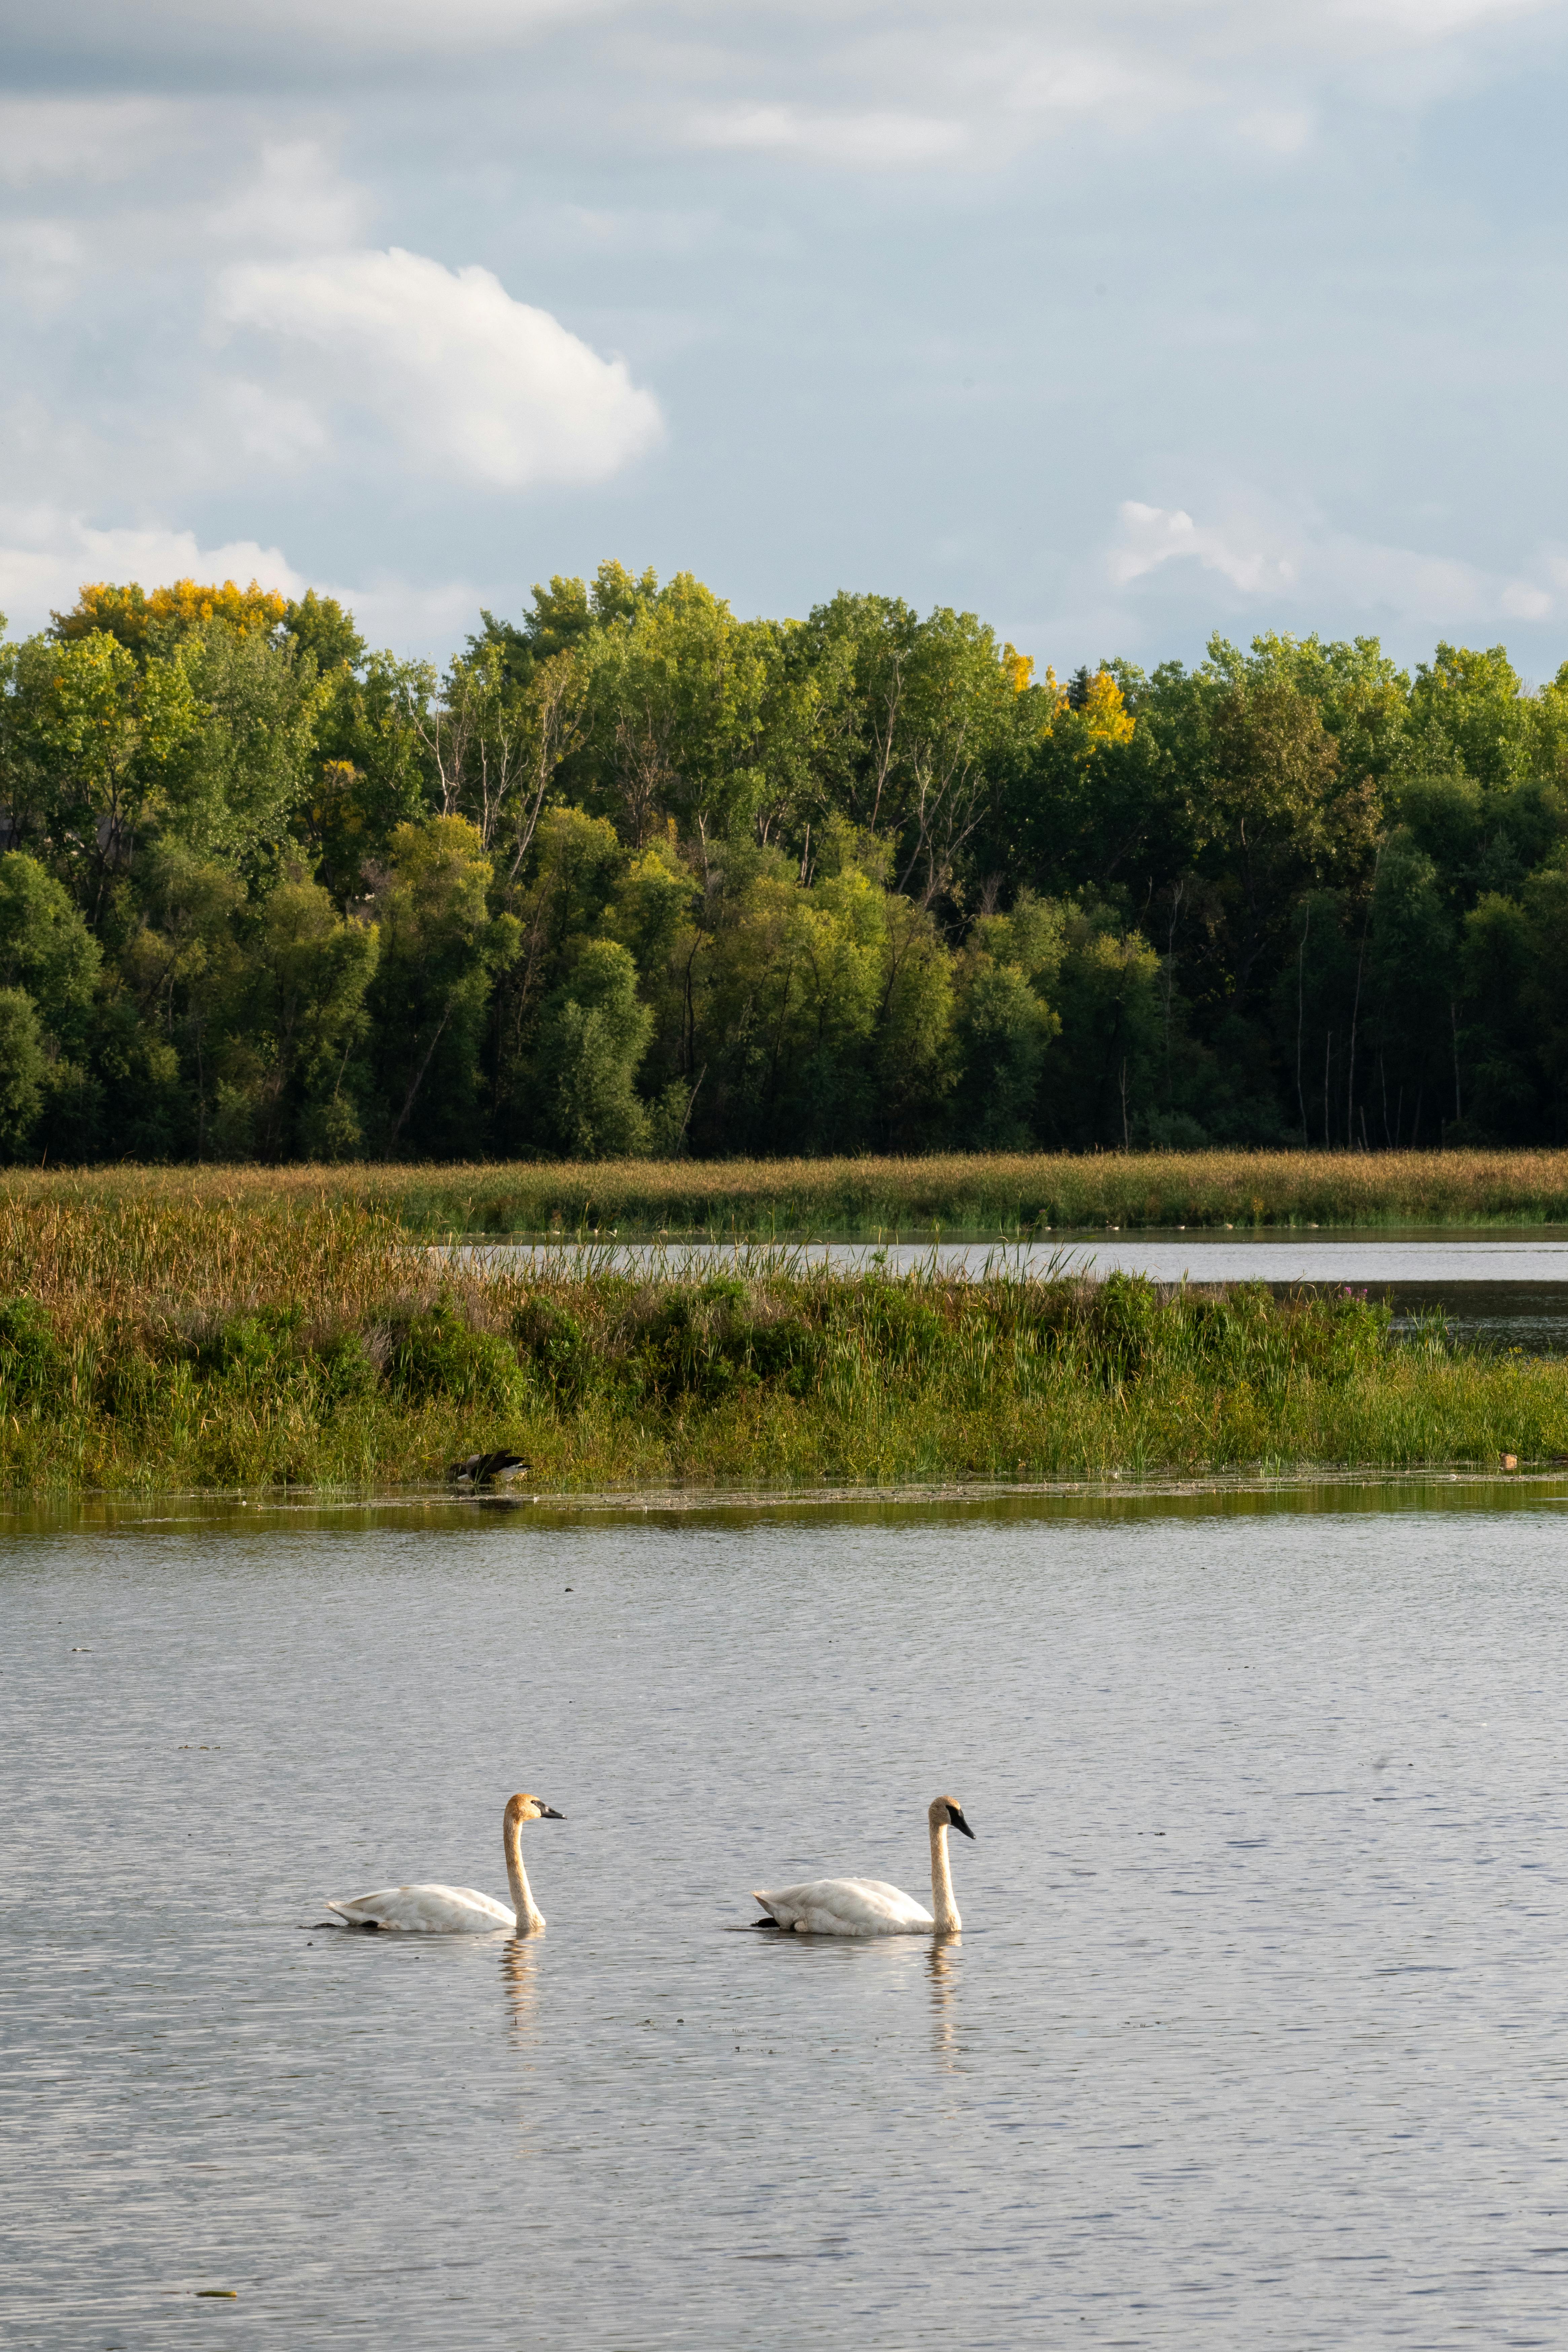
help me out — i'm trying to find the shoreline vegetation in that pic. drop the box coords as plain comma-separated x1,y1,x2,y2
12,1149,1568,1237
2,1175,1565,1497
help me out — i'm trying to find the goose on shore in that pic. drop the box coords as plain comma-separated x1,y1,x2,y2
449,1450,530,1486
326,1791,563,1934
749,1794,975,1937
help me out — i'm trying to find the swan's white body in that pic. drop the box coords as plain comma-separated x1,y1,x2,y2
751,1794,974,1937
327,1881,519,1934
327,1791,562,1934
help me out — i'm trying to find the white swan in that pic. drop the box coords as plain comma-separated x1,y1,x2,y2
326,1791,564,1934
750,1794,975,1937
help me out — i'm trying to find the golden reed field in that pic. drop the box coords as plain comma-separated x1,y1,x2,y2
10,1147,1568,1239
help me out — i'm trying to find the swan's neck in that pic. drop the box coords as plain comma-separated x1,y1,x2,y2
929,1818,962,1935
506,1812,546,1934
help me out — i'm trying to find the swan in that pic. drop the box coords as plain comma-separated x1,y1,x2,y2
750,1794,975,1937
326,1791,563,1934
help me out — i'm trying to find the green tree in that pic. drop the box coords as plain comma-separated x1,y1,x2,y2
490,807,632,1150
367,817,520,1156
1458,892,1536,1138
470,560,658,696
1411,643,1534,793
1198,673,1367,1003
162,625,327,876
582,573,785,846
0,851,106,1157
300,651,432,905
406,643,587,884
803,595,1025,905
536,939,654,1157
4,631,199,916
211,872,381,1160
284,590,366,674
1044,910,1163,1148
0,852,102,1052
1363,841,1457,1146
950,898,1062,1148
0,987,45,1158
116,847,245,1155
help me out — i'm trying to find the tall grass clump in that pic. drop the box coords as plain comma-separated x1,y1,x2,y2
0,1193,1564,1494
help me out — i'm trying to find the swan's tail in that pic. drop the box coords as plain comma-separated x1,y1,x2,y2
750,1893,784,1927
324,1900,380,1930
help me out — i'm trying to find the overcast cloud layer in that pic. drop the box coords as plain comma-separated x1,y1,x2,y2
1,0,1566,670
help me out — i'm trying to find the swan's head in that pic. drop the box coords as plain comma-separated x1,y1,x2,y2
505,1791,565,1826
930,1794,975,1840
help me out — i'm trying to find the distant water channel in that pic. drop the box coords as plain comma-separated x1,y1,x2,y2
8,1479,1568,2347
454,1228,1568,1353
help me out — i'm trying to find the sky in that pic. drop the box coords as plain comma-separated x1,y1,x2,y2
2,0,1567,675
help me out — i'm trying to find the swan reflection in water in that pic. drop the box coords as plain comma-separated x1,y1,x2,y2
501,1936,542,2052
927,1937,961,2069
501,1936,546,2161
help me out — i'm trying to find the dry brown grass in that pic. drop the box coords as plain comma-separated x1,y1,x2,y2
0,1187,405,1337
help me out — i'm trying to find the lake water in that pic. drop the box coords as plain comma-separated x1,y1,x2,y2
8,1479,1568,2348
455,1229,1568,1352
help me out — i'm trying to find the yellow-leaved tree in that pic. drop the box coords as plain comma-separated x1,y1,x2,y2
1039,665,1135,749
52,578,290,651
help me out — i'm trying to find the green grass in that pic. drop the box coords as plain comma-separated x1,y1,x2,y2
0,1181,1562,1493
11,1148,1568,1238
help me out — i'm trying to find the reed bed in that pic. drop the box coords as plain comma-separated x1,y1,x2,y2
9,1150,1568,1239
0,1190,1563,1494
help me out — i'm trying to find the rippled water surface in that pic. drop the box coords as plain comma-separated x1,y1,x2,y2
8,1482,1568,2348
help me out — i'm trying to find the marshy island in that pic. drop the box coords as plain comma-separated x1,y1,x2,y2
3,1158,1564,1496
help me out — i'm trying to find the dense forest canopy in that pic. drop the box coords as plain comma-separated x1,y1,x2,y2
1,563,1566,1163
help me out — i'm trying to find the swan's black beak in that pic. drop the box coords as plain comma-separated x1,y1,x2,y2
949,1808,975,1839
539,1804,565,1819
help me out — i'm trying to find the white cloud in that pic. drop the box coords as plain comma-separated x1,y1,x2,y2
320,569,494,654
1111,500,1298,593
0,220,87,316
1337,0,1552,35
214,245,662,489
0,502,509,659
958,37,1206,134
1108,497,1559,628
1501,579,1554,621
11,1,1559,172
689,104,968,167
0,507,304,633
221,379,332,469
3,0,616,68
0,98,182,188
1236,104,1316,154
659,0,1568,173
208,142,371,252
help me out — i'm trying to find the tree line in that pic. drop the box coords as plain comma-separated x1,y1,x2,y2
1,563,1565,1163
